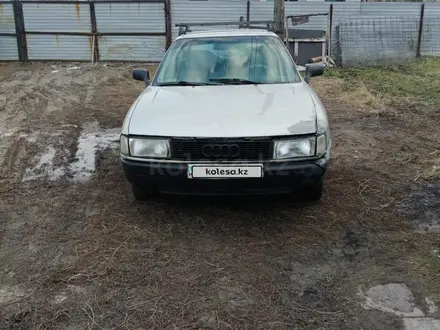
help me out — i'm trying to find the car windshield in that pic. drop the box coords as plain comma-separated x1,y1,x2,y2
153,35,302,86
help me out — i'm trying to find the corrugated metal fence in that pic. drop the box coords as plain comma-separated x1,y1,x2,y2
0,0,171,62
1,0,440,65
23,2,92,60
0,2,18,60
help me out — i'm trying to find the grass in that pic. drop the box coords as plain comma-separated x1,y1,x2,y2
317,58,440,109
311,57,440,183
406,233,440,299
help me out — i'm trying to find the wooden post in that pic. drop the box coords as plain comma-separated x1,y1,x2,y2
274,0,285,40
89,2,100,62
328,4,333,57
165,0,172,50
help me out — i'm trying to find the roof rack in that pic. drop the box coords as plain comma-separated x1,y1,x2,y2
175,17,276,36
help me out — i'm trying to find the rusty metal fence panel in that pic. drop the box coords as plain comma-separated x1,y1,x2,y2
26,34,92,60
22,2,92,60
95,3,164,33
99,36,165,61
23,3,90,32
95,2,166,61
0,2,15,33
0,2,18,60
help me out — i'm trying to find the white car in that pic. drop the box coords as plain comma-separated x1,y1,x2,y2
120,28,331,201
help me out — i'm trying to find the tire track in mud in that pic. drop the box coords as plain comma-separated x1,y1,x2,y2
2,137,28,182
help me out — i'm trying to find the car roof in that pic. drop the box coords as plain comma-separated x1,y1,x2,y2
175,29,279,40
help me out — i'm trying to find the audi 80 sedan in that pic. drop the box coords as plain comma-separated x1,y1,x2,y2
120,29,331,201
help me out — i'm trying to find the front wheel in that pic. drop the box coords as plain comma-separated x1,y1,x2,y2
302,181,324,201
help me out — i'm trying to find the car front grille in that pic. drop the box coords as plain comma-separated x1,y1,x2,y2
170,138,272,161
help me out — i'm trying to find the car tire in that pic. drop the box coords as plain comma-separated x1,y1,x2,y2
131,184,157,201
303,181,324,201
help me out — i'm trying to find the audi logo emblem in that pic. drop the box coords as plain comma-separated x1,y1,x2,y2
202,144,240,157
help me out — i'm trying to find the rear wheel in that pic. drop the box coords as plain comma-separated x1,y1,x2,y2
302,181,324,201
131,184,157,201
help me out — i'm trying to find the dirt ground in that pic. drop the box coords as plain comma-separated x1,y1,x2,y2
1,61,440,330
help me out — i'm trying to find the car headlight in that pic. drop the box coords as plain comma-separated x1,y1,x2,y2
128,138,170,158
120,135,129,156
273,137,316,159
316,134,327,157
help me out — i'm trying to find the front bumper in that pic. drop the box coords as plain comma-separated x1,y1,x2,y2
121,157,328,195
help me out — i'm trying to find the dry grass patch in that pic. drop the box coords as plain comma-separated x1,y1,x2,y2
312,57,440,116
313,58,440,181
312,77,388,115
405,233,440,299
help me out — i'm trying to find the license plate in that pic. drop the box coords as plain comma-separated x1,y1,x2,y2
187,165,263,179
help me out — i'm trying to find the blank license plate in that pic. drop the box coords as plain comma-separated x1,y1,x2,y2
188,165,263,179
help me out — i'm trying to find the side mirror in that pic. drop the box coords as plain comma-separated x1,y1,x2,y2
296,65,306,73
304,63,324,84
132,69,150,86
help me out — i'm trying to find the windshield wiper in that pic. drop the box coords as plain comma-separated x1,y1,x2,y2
157,81,220,86
209,78,261,85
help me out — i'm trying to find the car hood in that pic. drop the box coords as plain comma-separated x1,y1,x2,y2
128,83,317,137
